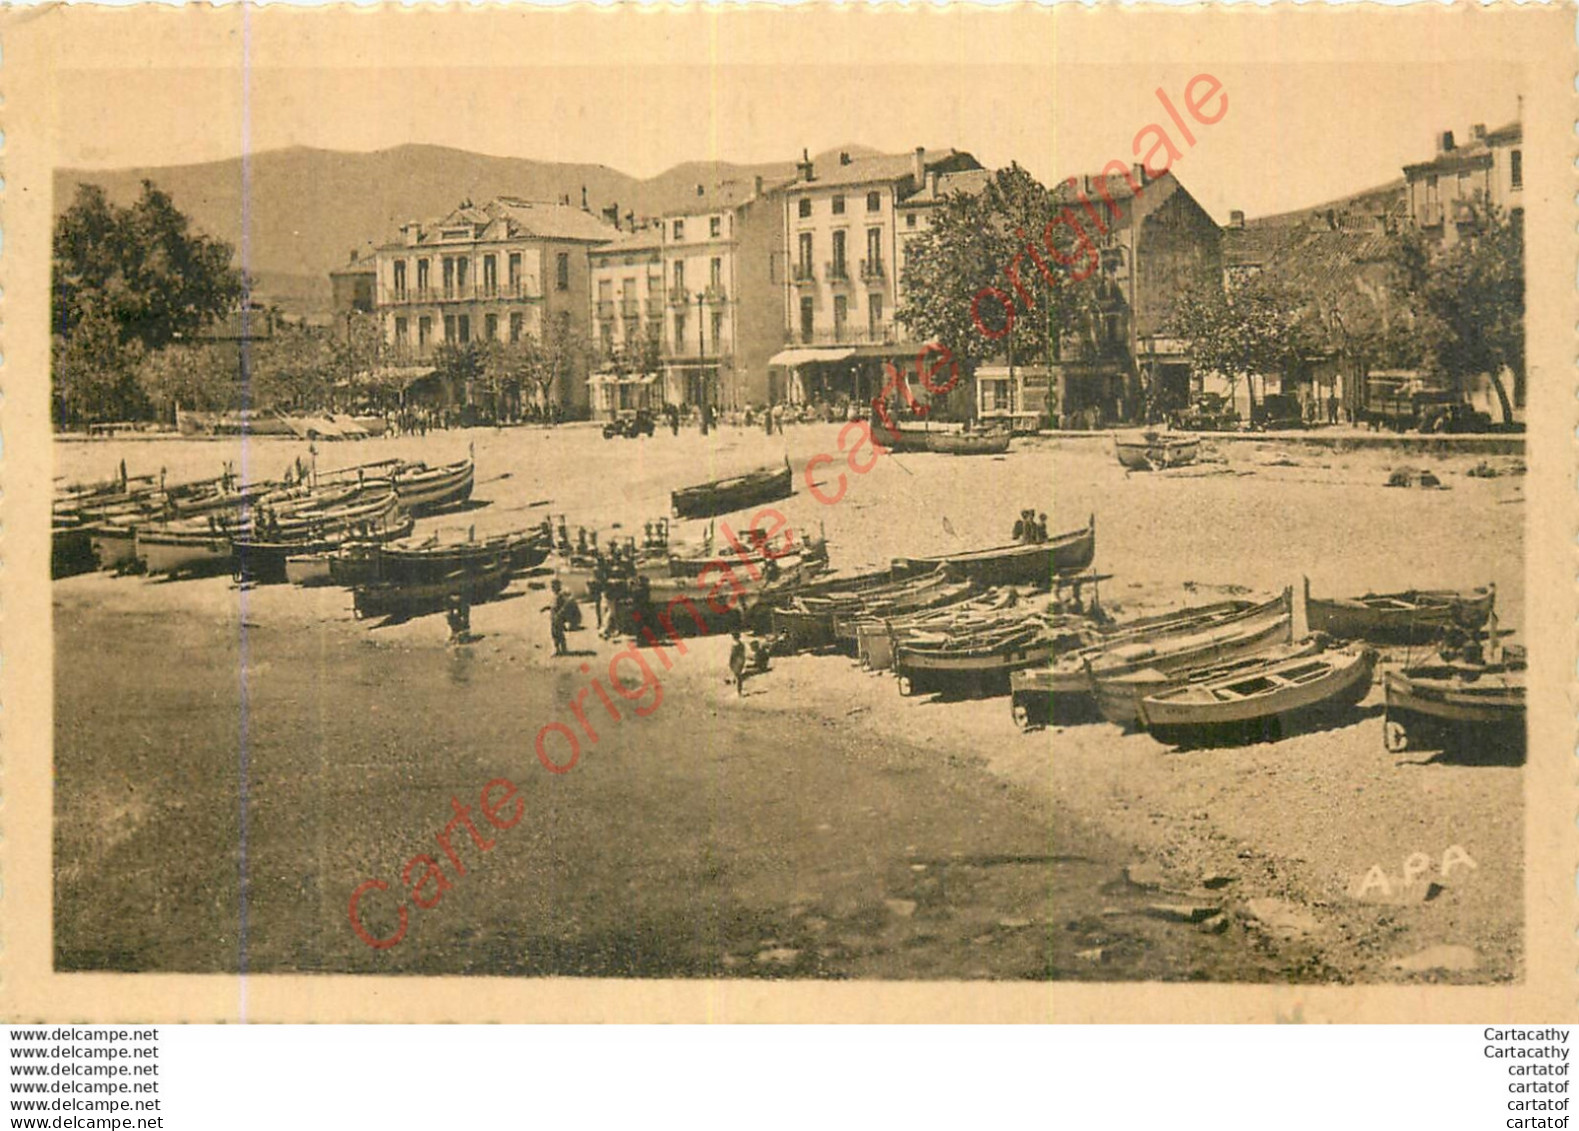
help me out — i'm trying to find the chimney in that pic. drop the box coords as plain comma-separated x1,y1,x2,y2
796,148,815,182
696,183,704,197
625,210,635,230
403,221,420,247
581,185,589,211
754,174,764,195
1472,123,1487,143
1228,209,1245,230
1438,130,1455,153
1131,162,1148,188
912,146,926,184
928,169,940,195
602,203,621,230
348,248,359,264
839,151,852,166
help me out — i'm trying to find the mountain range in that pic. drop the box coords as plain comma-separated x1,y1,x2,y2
53,144,883,318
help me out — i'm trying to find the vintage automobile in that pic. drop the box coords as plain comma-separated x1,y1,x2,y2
1173,392,1240,432
602,408,657,440
1250,393,1305,431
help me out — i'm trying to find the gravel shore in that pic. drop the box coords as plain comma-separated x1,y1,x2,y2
53,424,1524,982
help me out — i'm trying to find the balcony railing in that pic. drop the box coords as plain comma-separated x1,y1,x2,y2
859,258,885,282
1417,201,1445,228
621,299,640,318
825,260,850,283
596,300,616,319
703,284,728,304
667,287,692,307
786,325,900,347
793,263,816,284
381,283,538,305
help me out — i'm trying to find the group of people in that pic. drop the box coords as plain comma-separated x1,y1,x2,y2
1011,508,1052,544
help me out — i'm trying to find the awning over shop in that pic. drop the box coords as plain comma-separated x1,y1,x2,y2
363,365,438,390
768,347,856,367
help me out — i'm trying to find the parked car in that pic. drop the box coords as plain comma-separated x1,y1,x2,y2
1173,392,1240,432
1250,393,1304,431
602,408,656,439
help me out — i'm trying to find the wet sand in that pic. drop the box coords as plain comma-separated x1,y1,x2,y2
53,424,1524,982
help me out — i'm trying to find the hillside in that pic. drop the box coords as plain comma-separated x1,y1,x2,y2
52,144,865,318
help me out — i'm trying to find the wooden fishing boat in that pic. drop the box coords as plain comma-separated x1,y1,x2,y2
353,556,513,619
1096,638,1326,733
1086,590,1295,727
1115,431,1200,471
1302,577,1495,645
393,457,475,516
1139,644,1377,748
671,460,794,520
889,516,1096,585
893,620,1054,697
830,576,976,646
866,413,934,453
137,521,239,576
1382,643,1525,754
235,497,411,585
855,586,1041,671
924,427,1012,456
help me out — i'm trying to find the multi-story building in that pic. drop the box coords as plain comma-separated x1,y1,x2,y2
1043,168,1222,426
770,147,984,408
588,178,787,418
373,196,615,412
1403,121,1523,247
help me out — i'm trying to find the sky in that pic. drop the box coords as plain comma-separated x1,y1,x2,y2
45,14,1526,224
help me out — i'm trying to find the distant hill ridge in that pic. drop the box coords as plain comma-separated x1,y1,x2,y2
52,143,883,317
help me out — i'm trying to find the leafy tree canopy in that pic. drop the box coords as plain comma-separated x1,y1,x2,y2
54,180,244,351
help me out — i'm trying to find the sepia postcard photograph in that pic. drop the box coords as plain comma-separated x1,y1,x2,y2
1,3,1573,1023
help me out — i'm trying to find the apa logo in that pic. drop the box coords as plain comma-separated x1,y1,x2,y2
1347,845,1478,903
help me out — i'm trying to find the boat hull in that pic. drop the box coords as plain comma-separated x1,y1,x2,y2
395,460,475,516
137,528,235,576
1142,648,1376,748
924,429,1012,456
1305,589,1494,644
891,520,1095,586
1115,433,1200,471
671,464,794,520
353,559,512,619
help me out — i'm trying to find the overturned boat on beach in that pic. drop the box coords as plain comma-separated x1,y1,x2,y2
671,460,794,520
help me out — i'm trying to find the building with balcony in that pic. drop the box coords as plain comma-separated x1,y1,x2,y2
770,147,984,408
373,196,616,412
588,177,788,417
1403,121,1523,247
1044,168,1222,426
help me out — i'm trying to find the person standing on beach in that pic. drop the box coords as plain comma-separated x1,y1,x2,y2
728,632,749,696
545,580,571,656
588,553,608,631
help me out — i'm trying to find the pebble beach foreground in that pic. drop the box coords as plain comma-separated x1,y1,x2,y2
53,423,1524,982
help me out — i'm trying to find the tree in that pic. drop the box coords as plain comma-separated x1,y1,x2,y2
250,323,334,412
526,314,591,417
54,180,242,352
52,307,146,428
1170,277,1320,412
898,164,1102,404
432,341,486,412
136,343,235,423
1387,205,1523,423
